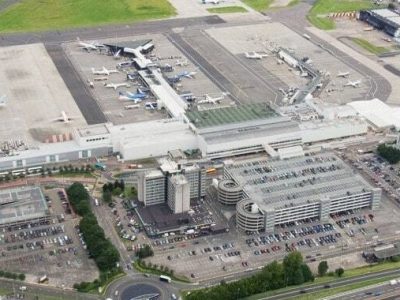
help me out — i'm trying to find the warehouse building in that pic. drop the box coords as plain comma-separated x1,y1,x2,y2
359,9,400,38
223,152,381,233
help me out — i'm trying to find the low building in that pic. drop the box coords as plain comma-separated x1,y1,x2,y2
223,152,381,233
0,186,49,226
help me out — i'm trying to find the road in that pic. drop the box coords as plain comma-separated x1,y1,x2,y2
0,15,225,47
0,278,100,300
261,268,400,300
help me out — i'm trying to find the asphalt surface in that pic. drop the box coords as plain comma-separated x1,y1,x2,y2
45,44,107,125
0,278,100,300
268,4,392,102
0,16,225,47
167,30,279,104
261,269,400,300
384,64,400,77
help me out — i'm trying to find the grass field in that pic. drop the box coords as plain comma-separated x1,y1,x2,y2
207,6,248,13
0,288,11,296
351,37,389,55
0,0,176,32
307,0,379,30
241,0,273,11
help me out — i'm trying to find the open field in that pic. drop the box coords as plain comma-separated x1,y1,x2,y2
351,37,390,55
0,0,176,33
241,0,273,11
307,0,379,30
207,6,248,13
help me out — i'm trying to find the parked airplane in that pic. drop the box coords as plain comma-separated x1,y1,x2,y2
175,59,189,67
52,111,77,123
176,70,197,79
337,71,350,78
118,91,147,102
91,67,119,75
344,80,361,88
104,83,131,90
197,93,227,104
145,102,158,110
113,49,122,59
0,95,7,107
245,52,268,59
77,38,104,51
201,0,221,4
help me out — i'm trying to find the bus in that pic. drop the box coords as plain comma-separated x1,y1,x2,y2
206,168,217,175
159,275,171,283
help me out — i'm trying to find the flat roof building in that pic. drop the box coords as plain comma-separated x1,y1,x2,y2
224,152,381,232
138,170,166,207
0,186,48,225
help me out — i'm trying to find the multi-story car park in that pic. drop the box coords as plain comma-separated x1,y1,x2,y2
217,179,243,205
221,152,382,233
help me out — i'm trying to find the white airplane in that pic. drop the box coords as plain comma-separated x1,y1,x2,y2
91,67,119,75
344,80,361,88
77,38,103,51
337,71,350,78
197,93,227,104
244,52,268,59
175,59,189,67
113,49,122,59
201,0,221,4
0,95,7,107
52,111,78,123
104,82,131,90
177,70,197,79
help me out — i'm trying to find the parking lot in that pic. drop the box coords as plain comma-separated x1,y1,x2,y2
0,187,98,287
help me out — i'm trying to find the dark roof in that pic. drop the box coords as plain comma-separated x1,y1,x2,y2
373,243,400,259
104,39,152,51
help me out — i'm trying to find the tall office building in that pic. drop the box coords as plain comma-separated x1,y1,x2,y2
138,170,166,206
167,174,190,214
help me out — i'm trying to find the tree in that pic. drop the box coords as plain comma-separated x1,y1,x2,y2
377,144,400,164
283,251,304,286
335,267,344,277
301,264,314,282
318,261,329,277
18,273,25,281
137,245,154,259
103,190,112,203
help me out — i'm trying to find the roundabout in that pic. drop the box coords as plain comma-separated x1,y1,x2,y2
106,274,180,300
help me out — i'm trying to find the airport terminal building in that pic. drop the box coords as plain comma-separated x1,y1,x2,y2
220,152,381,233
